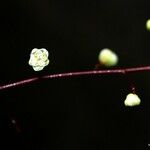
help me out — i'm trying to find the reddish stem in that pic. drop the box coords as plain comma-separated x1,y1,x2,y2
0,66,150,91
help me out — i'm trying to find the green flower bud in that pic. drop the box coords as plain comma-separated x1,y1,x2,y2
124,93,141,107
98,48,118,67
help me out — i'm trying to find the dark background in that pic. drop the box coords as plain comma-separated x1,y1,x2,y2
0,0,150,149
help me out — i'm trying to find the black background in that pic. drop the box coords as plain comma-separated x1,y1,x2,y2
0,0,150,149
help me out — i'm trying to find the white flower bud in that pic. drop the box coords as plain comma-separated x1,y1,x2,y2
29,48,49,71
124,93,141,107
98,48,118,67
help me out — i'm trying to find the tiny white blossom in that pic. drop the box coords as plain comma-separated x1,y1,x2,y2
29,48,49,71
98,48,118,67
124,93,141,107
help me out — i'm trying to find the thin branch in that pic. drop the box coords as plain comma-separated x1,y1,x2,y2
0,66,150,91
0,78,39,90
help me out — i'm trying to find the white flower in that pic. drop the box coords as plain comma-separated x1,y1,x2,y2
29,48,49,71
98,48,118,67
124,93,141,107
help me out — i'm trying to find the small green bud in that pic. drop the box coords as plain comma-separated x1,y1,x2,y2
146,19,150,31
98,48,118,67
124,93,141,107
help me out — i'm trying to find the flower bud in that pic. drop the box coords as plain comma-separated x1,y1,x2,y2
98,48,118,67
124,93,141,107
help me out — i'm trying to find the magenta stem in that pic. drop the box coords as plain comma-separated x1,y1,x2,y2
0,66,150,91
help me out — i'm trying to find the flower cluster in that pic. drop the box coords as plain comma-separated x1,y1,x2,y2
27,48,143,107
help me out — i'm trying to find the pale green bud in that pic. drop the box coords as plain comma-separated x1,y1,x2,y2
124,93,141,107
98,48,118,67
146,19,150,31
